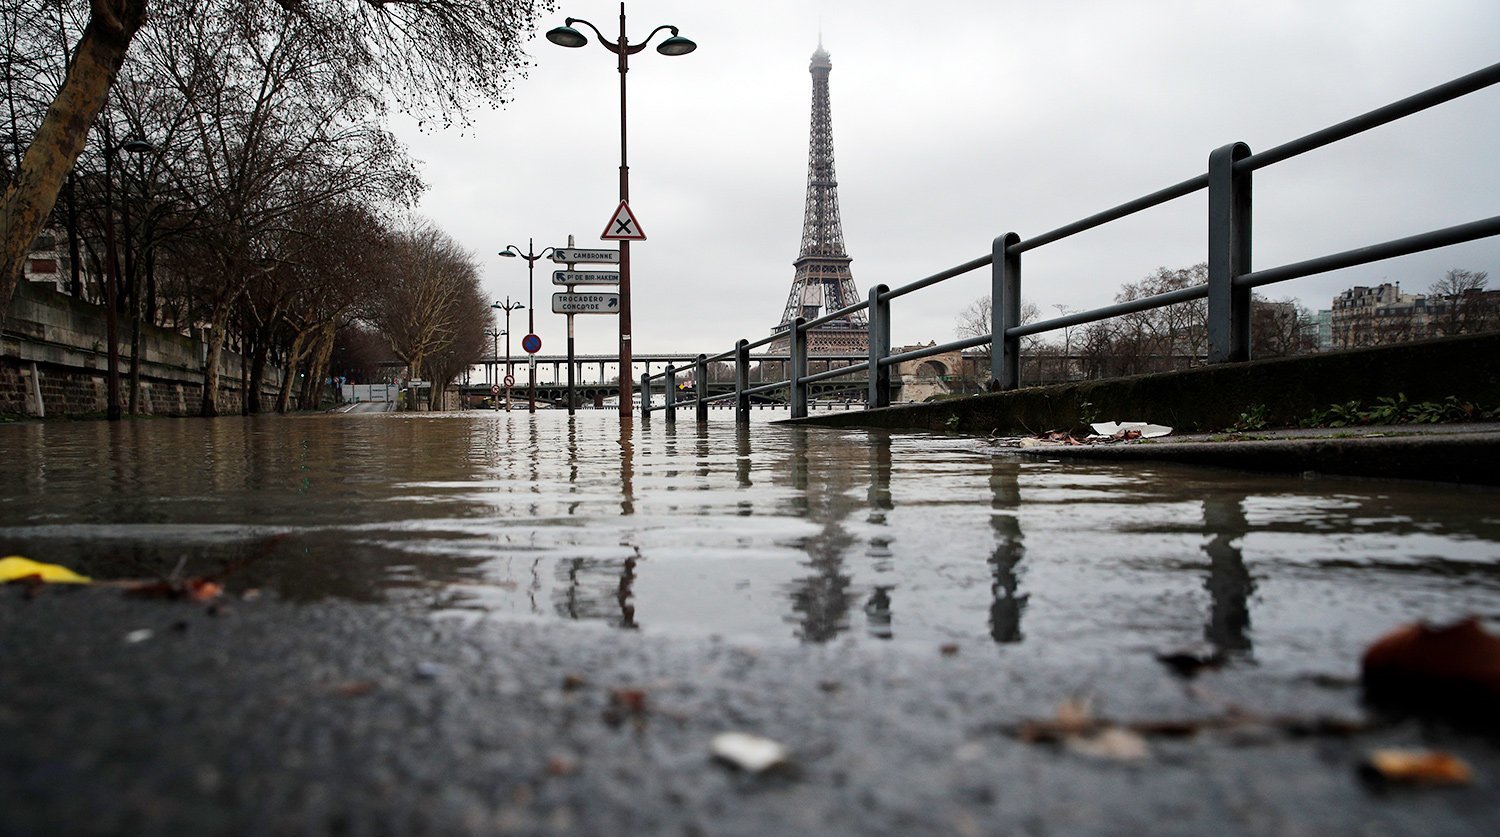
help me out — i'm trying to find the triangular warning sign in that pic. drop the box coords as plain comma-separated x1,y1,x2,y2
600,201,647,241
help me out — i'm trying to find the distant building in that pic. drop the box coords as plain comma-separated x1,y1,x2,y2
1330,281,1498,348
1314,309,1333,350
24,229,67,293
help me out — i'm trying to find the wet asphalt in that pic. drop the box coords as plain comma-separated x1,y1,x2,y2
4,584,1498,836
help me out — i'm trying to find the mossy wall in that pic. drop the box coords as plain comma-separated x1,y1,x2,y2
792,332,1500,434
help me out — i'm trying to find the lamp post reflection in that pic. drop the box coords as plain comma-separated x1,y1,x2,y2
988,459,1028,644
1203,494,1255,655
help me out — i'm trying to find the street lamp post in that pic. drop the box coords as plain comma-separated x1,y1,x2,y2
491,297,524,411
498,240,554,413
122,139,155,416
547,3,696,415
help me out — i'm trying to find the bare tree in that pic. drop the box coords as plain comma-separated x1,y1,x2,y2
1250,294,1316,358
1428,268,1494,337
366,222,483,409
1,0,552,323
955,294,1040,356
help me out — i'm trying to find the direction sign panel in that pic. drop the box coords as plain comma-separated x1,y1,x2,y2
521,333,542,354
551,247,619,264
600,201,646,241
553,292,621,314
552,269,620,286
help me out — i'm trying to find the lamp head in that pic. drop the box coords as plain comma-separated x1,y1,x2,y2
497,249,517,258
656,34,696,56
546,24,588,48
122,139,156,155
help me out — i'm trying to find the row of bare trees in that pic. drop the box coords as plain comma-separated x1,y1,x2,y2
1,0,548,416
955,264,1318,385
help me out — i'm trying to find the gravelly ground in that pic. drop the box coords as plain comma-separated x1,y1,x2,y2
3,587,1497,836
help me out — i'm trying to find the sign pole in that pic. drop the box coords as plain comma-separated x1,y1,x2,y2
566,235,577,416
567,315,577,415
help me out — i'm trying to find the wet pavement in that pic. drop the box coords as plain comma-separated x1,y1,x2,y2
5,586,1499,835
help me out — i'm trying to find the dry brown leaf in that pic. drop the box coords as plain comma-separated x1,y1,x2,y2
1365,749,1473,785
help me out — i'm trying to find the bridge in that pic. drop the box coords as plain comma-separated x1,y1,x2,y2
460,353,876,409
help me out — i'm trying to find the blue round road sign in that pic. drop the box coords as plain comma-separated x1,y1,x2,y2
522,333,542,354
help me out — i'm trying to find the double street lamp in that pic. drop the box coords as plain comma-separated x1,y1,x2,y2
497,240,554,413
490,297,523,411
547,3,695,415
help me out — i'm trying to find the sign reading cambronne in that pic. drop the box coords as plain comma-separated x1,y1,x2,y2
552,269,619,286
551,248,619,264
552,292,620,314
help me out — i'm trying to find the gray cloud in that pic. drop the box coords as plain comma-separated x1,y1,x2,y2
397,0,1500,357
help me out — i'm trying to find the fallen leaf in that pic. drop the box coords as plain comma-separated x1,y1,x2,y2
603,688,650,728
332,680,379,697
1364,749,1472,785
547,754,580,776
1064,726,1150,762
940,643,960,657
711,732,790,773
1362,616,1500,715
0,556,90,584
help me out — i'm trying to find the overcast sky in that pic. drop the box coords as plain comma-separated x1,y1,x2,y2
391,0,1500,358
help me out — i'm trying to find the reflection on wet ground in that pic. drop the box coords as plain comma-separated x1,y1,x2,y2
2,411,1497,670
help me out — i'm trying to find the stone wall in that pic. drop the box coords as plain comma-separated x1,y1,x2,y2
1,280,278,418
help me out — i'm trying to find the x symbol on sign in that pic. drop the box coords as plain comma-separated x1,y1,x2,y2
615,219,634,234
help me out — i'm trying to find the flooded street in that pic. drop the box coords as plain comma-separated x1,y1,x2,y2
3,410,1498,673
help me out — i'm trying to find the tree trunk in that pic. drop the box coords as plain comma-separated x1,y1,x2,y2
299,323,336,410
0,1,147,319
276,330,309,414
200,303,232,417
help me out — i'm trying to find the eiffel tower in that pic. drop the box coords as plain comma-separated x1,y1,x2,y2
772,39,868,355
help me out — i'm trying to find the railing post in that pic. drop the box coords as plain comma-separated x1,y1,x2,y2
867,284,890,409
695,354,708,424
664,364,676,423
1208,141,1253,363
734,339,750,424
790,317,808,419
991,233,1022,389
639,372,651,416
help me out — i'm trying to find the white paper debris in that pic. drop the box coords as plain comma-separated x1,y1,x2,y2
710,731,789,773
124,629,154,644
1090,421,1172,438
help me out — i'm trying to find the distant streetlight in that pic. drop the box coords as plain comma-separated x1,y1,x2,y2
498,240,555,413
490,297,524,411
547,2,696,415
484,327,506,409
122,139,155,416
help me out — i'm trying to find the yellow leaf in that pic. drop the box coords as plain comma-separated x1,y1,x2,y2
0,556,91,584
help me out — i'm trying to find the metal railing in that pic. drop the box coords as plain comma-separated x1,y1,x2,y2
644,61,1500,422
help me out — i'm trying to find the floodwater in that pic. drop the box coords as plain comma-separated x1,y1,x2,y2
2,410,1498,672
